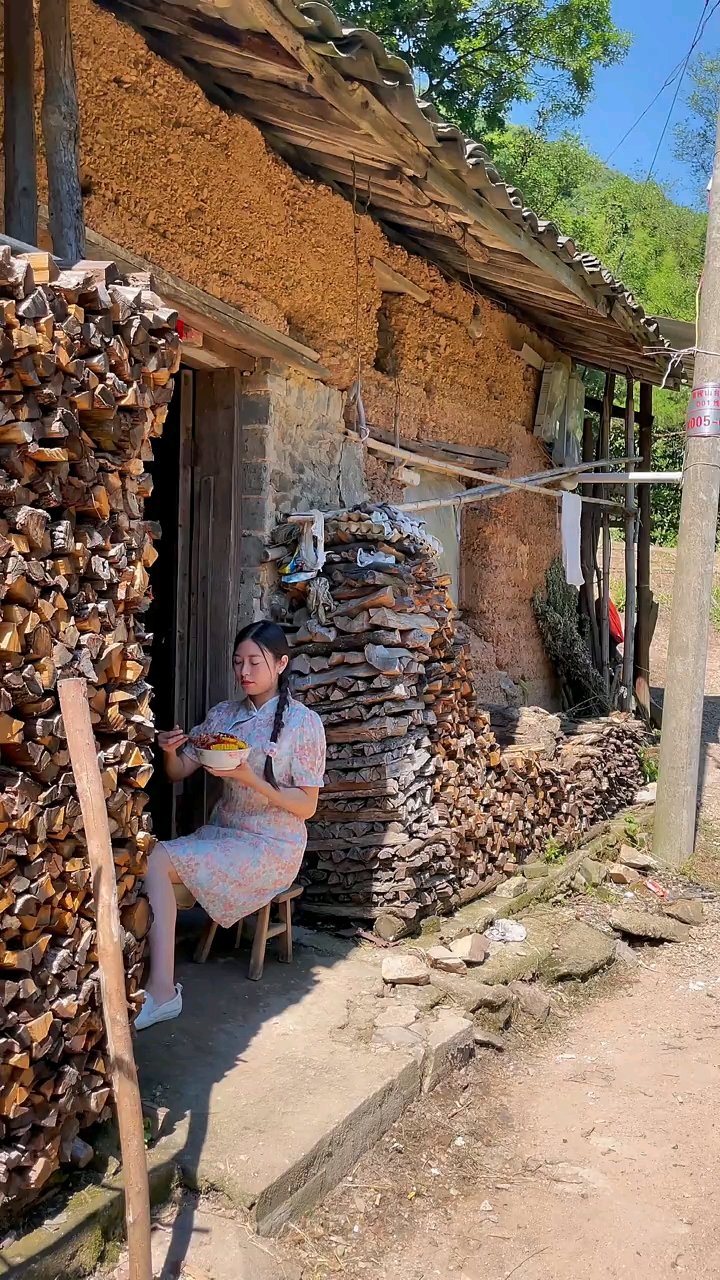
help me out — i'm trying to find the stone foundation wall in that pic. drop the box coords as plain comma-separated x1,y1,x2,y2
236,367,366,624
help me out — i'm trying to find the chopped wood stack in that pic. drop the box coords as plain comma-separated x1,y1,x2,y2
278,504,646,922
0,248,177,1208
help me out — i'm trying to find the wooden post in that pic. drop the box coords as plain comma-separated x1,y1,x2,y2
635,382,654,711
580,415,601,668
621,375,637,710
3,0,38,245
600,372,616,694
58,679,152,1280
38,0,85,263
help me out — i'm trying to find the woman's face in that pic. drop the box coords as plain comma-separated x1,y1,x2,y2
233,639,287,698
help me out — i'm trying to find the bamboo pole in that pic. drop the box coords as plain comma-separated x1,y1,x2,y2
38,0,86,262
621,375,637,710
3,0,38,244
635,382,654,710
395,459,628,513
581,415,602,669
600,372,616,695
58,679,152,1280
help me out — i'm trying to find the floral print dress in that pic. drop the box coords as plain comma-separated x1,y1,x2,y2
164,695,326,928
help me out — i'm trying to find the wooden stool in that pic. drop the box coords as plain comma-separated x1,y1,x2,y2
190,884,303,979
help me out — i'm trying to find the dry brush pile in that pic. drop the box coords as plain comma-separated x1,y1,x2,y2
0,247,176,1208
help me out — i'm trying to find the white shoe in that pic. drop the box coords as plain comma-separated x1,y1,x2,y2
134,984,183,1031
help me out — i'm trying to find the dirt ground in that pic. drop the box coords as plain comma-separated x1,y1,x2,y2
99,544,720,1280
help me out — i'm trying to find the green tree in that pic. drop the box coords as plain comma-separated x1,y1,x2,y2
331,0,630,133
674,52,720,201
488,126,707,544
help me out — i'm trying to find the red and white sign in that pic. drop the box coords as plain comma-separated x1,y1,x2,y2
686,384,720,437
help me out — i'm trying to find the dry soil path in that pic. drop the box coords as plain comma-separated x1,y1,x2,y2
280,904,720,1280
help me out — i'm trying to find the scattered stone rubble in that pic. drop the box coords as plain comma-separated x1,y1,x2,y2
348,805,711,1058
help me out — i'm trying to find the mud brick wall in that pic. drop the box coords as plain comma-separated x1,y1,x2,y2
1,0,563,702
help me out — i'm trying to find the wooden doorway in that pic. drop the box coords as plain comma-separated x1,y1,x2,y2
146,367,245,840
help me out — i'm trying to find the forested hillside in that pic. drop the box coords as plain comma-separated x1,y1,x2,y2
488,127,707,544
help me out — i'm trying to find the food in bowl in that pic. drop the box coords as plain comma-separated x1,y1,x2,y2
190,732,251,771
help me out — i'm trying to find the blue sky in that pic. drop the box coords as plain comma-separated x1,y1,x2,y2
512,0,720,209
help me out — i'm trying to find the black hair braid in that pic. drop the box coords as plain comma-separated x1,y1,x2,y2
264,668,290,789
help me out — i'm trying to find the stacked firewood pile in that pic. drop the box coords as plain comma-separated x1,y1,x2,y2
0,248,177,1207
278,505,646,922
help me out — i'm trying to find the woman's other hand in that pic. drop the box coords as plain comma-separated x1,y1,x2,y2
158,726,189,755
204,761,255,786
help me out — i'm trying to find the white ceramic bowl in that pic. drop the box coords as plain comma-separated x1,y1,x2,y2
193,745,250,771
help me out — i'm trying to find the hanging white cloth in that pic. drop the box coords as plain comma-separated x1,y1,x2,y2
561,492,584,588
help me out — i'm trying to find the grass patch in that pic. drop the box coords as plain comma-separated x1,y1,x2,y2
543,836,566,864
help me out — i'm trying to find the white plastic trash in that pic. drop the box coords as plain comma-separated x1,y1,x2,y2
484,919,527,944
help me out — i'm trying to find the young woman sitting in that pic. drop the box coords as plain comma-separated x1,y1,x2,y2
135,621,326,1031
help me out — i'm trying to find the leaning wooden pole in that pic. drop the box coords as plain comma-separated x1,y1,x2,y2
38,0,86,262
3,0,38,244
621,375,637,710
58,679,152,1280
635,382,654,712
600,371,615,694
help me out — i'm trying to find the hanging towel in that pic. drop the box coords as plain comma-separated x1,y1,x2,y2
561,492,583,588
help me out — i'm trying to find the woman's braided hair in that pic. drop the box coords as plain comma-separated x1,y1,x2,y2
233,621,290,790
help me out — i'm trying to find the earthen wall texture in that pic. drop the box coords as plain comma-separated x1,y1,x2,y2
13,0,561,695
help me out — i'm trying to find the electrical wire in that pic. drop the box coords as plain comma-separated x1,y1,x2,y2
604,0,719,166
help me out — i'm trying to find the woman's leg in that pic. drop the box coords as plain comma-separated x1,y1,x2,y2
144,842,182,1005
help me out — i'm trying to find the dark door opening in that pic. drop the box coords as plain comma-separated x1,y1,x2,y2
145,369,192,841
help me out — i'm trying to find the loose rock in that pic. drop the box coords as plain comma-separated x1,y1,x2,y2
663,899,705,926
449,934,489,964
382,954,430,985
618,845,658,872
427,945,467,974
540,922,616,981
494,876,528,900
579,858,607,887
509,981,551,1024
522,862,550,880
473,1029,505,1051
607,863,642,885
610,909,691,943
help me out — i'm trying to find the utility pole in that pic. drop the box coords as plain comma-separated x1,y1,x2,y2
654,108,720,868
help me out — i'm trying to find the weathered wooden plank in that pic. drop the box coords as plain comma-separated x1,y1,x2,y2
3,0,38,245
38,0,85,262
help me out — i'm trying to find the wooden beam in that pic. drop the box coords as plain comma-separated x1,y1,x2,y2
38,0,85,262
600,372,615,694
622,375,637,710
372,259,430,303
635,382,654,704
3,0,38,245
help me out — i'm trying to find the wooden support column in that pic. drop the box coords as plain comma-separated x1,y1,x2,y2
38,0,85,262
621,375,637,710
635,382,654,713
4,0,38,244
600,372,616,694
580,415,601,669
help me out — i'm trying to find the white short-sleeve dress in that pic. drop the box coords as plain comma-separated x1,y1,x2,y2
164,694,325,928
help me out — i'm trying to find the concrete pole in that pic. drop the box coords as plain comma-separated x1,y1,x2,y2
654,110,720,868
